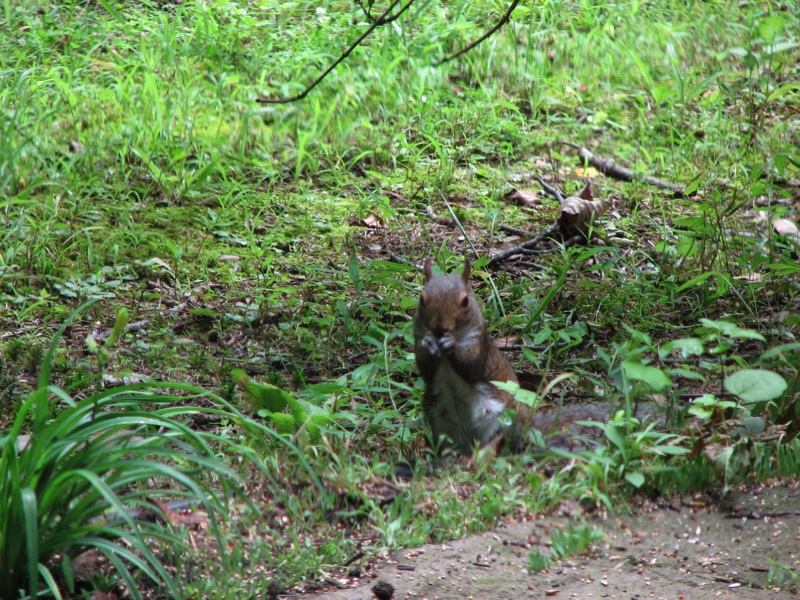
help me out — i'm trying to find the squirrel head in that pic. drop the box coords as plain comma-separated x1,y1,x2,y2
416,256,482,337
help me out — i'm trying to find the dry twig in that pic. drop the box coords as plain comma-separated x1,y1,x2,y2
256,0,415,104
560,141,685,195
487,221,560,267
354,0,408,24
435,0,522,66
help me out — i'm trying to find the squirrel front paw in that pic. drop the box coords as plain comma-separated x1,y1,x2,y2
438,332,455,354
421,333,441,357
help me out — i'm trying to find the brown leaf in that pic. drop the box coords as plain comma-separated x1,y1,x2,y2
504,189,539,207
773,218,799,244
495,335,518,349
68,140,85,154
360,478,401,505
558,193,616,232
72,549,104,581
148,498,208,527
90,592,120,600
362,213,384,228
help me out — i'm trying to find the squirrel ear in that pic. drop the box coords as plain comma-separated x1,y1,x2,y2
461,256,471,284
423,257,434,282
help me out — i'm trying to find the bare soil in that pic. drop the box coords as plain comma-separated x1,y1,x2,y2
303,483,799,600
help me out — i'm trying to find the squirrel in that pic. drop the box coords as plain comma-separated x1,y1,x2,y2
413,256,528,454
413,256,661,455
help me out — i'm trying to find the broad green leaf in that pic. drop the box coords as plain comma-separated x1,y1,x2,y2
232,370,291,413
604,422,625,450
266,412,297,435
622,360,671,391
724,369,787,403
625,472,645,488
735,416,766,436
688,404,714,419
659,337,704,359
655,446,691,455
652,84,675,103
494,380,539,408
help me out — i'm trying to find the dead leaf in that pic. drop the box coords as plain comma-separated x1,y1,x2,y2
140,257,172,271
504,189,539,207
555,498,582,518
558,188,617,233
574,166,601,178
102,372,150,386
772,218,800,244
495,335,518,349
68,140,85,155
72,549,104,581
360,478,401,505
148,498,208,527
362,213,384,228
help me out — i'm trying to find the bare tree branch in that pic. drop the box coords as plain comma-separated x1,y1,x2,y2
256,0,415,104
434,0,522,66
354,0,408,24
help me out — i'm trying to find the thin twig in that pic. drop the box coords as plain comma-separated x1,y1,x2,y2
425,205,457,227
488,178,572,266
560,141,685,195
257,0,415,104
434,0,522,66
354,0,407,24
536,177,564,202
498,223,528,236
488,221,560,267
513,260,548,270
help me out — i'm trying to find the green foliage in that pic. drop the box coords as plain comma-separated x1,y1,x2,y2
2,319,245,599
232,369,336,441
529,524,603,572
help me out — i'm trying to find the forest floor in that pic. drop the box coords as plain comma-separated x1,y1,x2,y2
307,483,800,600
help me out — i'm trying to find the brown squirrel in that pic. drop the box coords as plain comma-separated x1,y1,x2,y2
413,256,528,454
413,256,657,455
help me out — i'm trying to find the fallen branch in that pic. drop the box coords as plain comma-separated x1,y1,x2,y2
487,221,560,267
560,141,685,196
498,223,528,236
256,0,415,104
434,0,522,66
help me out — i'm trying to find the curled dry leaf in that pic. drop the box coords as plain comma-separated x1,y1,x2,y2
362,213,384,228
558,188,617,233
504,188,539,207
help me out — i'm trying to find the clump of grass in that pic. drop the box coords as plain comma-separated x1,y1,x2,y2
0,303,270,599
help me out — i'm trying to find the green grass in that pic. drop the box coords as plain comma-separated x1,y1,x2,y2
1,0,799,597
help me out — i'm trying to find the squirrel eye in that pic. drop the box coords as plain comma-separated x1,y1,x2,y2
460,294,469,308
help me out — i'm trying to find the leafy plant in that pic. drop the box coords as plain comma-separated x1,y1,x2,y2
529,523,603,572
0,302,272,599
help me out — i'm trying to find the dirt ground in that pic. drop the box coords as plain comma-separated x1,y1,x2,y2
303,483,799,600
